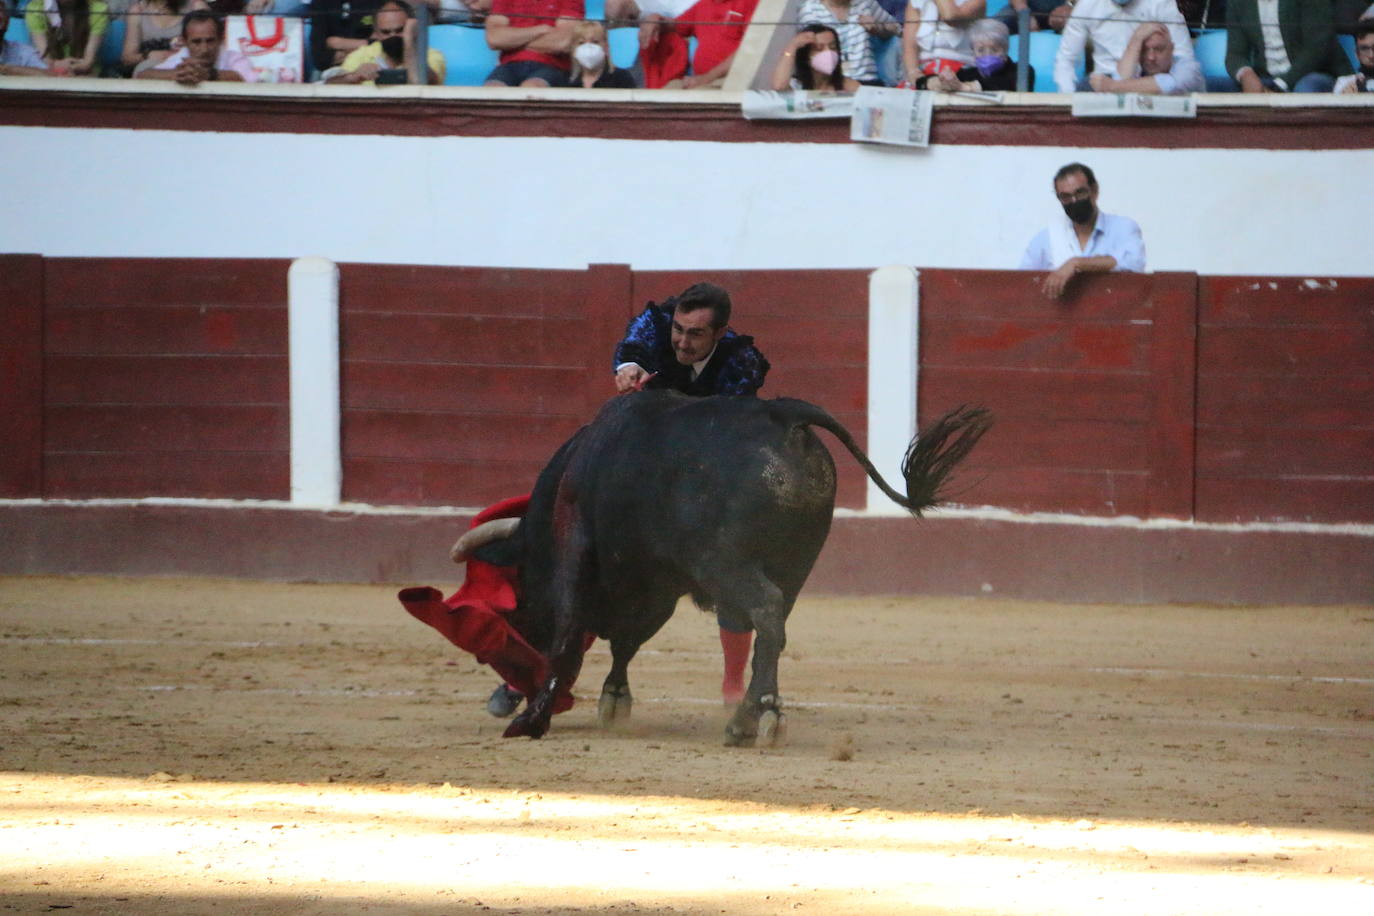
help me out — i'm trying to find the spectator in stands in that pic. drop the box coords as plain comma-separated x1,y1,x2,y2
795,0,900,86
482,0,583,87
1054,0,1195,93
1334,18,1374,91
915,16,1026,89
1088,20,1204,94
310,0,382,73
1020,162,1145,300
639,0,757,88
326,0,446,83
567,18,636,86
1225,0,1351,93
23,0,109,75
135,9,258,83
995,0,1072,35
770,22,862,91
902,0,985,86
0,2,49,74
122,0,204,76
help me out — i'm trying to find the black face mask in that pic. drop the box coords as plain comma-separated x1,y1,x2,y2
380,35,405,61
1062,198,1096,225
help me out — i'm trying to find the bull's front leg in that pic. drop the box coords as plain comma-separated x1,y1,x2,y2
722,576,788,748
504,506,592,740
504,628,587,739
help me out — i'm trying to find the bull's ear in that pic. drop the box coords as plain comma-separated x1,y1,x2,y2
470,536,524,569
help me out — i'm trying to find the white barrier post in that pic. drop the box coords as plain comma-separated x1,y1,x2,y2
866,265,919,515
288,257,342,507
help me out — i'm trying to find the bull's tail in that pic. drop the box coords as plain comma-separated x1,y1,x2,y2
773,399,992,516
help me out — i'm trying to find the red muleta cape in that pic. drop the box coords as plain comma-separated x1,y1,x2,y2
398,495,574,713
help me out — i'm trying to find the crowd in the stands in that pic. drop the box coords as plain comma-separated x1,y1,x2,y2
2,0,1371,93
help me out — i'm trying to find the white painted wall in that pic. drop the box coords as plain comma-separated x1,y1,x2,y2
2,126,1372,276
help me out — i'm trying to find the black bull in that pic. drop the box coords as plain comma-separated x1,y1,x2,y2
472,391,991,746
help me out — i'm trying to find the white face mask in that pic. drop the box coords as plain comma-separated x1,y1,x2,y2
573,42,606,71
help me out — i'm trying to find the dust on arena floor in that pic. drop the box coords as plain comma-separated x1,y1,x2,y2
1,575,1372,915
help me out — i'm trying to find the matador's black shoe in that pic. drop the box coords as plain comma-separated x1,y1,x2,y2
486,683,523,718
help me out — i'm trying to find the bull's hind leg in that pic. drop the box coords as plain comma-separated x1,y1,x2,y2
713,571,789,748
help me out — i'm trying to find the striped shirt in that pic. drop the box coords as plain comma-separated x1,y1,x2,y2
796,0,897,83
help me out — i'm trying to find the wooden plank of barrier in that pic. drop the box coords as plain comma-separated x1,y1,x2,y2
0,254,44,498
1144,272,1198,521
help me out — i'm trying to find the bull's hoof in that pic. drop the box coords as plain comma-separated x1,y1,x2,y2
758,708,787,747
723,724,756,748
597,684,633,728
502,712,548,739
724,694,784,748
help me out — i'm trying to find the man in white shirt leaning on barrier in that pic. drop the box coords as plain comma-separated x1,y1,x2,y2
1019,162,1146,301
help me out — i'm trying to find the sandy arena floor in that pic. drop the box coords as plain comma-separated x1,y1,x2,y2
1,575,1372,914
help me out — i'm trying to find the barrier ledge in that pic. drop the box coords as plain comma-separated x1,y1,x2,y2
2,499,1370,606
4,75,1372,109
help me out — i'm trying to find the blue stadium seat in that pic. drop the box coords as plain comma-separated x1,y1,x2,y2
985,0,1009,15
5,11,31,45
584,0,605,19
1193,28,1234,91
608,26,638,70
428,23,499,86
1007,31,1076,91
1337,33,1357,69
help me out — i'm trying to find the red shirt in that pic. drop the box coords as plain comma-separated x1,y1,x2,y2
491,0,585,70
674,0,757,77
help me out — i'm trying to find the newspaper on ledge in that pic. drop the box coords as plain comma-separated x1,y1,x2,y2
741,90,856,120
850,87,934,147
1071,92,1196,118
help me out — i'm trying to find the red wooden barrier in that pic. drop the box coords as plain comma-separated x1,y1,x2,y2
918,269,1197,519
8,257,1371,526
39,258,290,499
339,263,615,507
1196,277,1374,523
0,255,44,498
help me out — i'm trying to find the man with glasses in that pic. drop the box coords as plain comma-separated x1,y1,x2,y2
1019,162,1146,300
1335,19,1374,92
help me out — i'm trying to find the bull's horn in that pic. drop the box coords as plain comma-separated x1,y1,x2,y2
450,517,520,564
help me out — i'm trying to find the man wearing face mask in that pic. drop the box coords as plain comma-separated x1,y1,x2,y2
1053,0,1196,93
1019,162,1146,301
328,0,447,84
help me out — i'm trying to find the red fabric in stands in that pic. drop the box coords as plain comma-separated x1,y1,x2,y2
641,31,689,88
